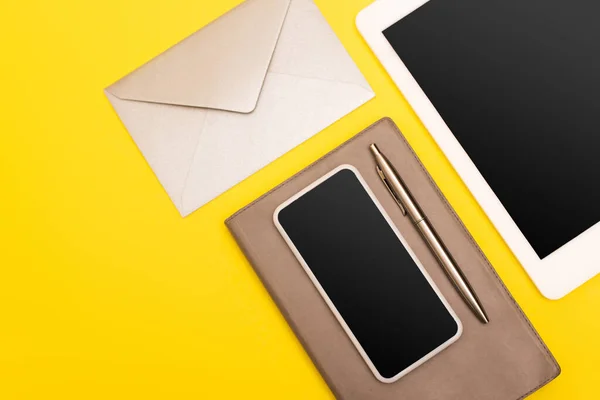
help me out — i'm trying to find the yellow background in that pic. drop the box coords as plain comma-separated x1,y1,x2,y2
1,0,599,398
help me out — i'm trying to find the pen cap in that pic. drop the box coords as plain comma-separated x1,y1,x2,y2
370,144,425,223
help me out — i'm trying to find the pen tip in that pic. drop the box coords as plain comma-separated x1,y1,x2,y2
471,299,490,324
478,308,490,324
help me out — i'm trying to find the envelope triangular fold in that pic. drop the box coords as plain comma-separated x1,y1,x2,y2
105,0,375,217
107,0,291,113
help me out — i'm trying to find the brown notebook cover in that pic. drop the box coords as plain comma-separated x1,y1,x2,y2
225,118,560,399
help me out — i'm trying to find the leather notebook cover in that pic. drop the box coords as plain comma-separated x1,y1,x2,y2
225,118,560,400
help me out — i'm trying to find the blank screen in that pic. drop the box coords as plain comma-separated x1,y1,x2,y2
384,0,600,259
277,168,458,380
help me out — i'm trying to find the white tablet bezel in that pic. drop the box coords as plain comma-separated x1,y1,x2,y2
356,0,600,299
273,164,462,384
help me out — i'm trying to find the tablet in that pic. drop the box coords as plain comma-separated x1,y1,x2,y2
274,165,462,383
357,0,600,299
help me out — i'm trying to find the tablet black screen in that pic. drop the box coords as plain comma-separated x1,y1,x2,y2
277,168,459,380
384,0,600,258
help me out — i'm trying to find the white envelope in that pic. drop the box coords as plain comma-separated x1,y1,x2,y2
105,0,374,216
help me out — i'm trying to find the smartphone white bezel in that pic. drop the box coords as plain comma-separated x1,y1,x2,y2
356,0,600,299
273,164,462,384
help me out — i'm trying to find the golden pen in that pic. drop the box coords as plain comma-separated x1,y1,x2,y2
370,143,490,324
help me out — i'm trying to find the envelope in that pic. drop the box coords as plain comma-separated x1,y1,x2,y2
105,0,374,216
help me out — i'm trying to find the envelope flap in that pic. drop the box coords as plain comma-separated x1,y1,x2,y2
106,0,291,114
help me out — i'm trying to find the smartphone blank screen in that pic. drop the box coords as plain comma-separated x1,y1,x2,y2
276,167,460,381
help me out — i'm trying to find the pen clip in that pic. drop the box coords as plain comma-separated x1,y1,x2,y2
377,166,407,216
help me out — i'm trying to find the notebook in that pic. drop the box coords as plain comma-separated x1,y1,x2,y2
225,118,560,399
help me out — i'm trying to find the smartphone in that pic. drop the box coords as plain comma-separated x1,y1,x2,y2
274,165,462,383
